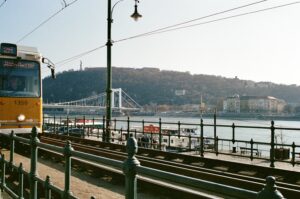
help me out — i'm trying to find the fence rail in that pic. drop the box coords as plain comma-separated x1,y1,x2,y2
0,128,285,198
43,115,300,167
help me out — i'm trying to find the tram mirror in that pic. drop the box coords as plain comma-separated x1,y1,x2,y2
42,57,56,79
51,68,56,79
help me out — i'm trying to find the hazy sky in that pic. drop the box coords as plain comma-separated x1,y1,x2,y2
1,0,299,85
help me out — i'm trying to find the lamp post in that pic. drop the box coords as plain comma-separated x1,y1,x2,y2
105,0,142,142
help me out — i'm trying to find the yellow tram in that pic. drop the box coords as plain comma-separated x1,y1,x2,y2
0,43,54,134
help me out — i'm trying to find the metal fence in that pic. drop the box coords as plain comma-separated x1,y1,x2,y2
0,128,285,199
43,115,300,168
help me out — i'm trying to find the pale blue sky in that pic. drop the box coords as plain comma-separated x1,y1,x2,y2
1,0,299,85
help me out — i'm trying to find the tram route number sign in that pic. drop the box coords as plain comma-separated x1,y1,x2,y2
0,43,17,56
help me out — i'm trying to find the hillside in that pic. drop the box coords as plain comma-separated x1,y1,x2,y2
42,67,300,106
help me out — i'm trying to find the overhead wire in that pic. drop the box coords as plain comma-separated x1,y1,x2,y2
52,0,270,70
115,1,300,43
16,0,79,44
115,0,269,43
51,1,300,72
56,44,106,65
0,0,7,9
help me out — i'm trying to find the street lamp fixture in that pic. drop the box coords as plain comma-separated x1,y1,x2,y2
131,1,142,21
105,0,142,142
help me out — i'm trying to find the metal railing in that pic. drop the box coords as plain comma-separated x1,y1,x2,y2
0,128,285,198
43,115,300,168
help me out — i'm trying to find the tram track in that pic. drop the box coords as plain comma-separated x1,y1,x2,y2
39,134,300,198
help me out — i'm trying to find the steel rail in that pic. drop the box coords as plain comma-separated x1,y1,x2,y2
40,135,300,198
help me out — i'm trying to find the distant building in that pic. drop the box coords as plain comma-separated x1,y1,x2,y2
240,96,286,113
223,94,240,113
223,95,286,113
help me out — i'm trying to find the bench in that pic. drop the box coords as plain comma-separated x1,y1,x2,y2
240,147,261,156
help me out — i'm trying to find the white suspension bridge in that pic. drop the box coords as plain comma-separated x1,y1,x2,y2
43,88,142,114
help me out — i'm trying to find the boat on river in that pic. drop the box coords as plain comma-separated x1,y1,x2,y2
128,125,214,151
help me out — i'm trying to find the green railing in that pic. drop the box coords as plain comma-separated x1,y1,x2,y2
43,115,300,168
0,128,285,199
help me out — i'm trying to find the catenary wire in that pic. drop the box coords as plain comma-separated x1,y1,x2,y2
16,0,79,44
115,1,300,43
50,1,299,71
55,44,106,66
0,0,7,8
52,0,270,69
116,0,269,42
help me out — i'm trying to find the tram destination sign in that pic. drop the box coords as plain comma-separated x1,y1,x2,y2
0,43,17,56
0,59,37,69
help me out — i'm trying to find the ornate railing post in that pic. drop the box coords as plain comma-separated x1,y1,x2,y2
291,142,296,167
30,127,39,199
250,139,254,161
127,117,130,140
142,119,145,135
53,115,56,133
18,163,24,199
0,154,6,192
215,136,219,156
9,130,15,169
63,141,74,199
102,116,106,142
178,121,181,138
42,113,45,131
159,118,162,150
257,176,285,199
66,115,69,136
200,119,204,157
270,121,275,168
44,176,52,199
123,135,140,199
232,123,235,144
214,112,217,151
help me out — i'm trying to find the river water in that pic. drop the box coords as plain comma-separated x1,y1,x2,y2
112,116,300,146
45,114,300,152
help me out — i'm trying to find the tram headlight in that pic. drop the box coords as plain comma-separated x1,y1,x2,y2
17,114,26,122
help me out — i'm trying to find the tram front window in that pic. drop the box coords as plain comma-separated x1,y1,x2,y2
0,59,40,97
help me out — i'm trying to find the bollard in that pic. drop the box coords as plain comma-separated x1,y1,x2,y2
63,141,74,199
257,176,285,199
30,127,40,199
123,134,140,199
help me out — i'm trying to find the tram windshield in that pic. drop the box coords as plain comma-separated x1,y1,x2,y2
0,59,40,97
